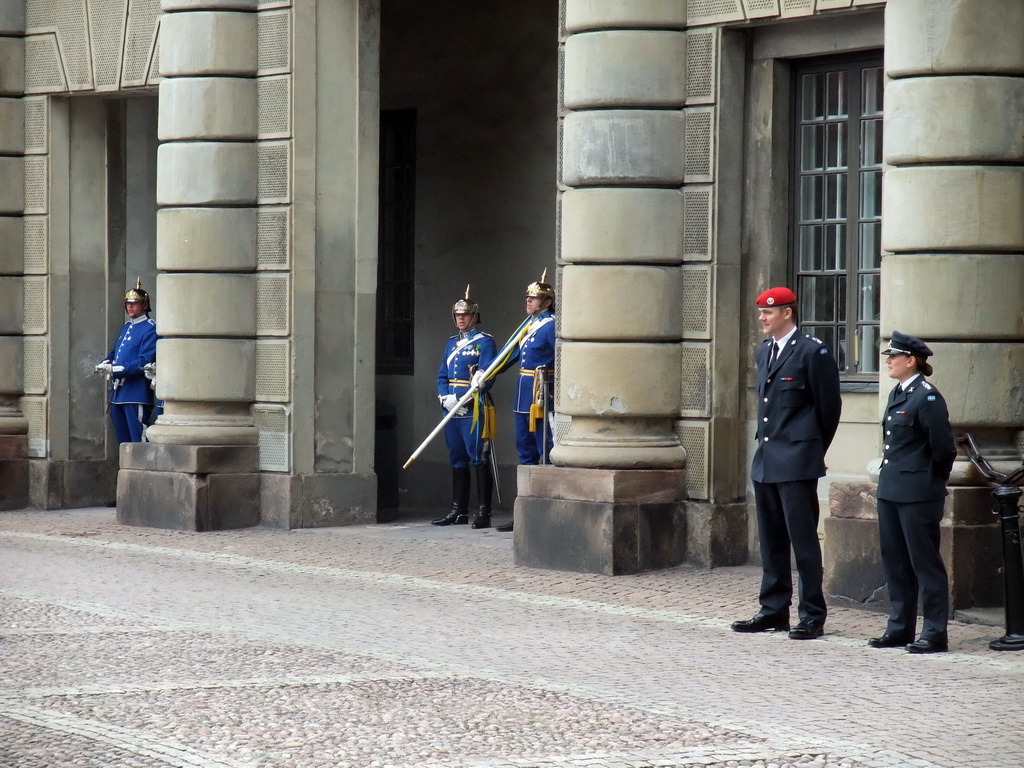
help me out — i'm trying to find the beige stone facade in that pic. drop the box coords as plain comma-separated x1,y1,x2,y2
1,0,1021,603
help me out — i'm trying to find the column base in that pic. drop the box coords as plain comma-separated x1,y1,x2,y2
512,465,687,575
825,481,1004,612
0,435,28,510
116,443,260,531
28,457,117,510
260,472,377,529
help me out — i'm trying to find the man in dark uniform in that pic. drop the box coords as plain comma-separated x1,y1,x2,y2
733,286,842,640
432,287,498,529
95,279,159,443
868,331,956,654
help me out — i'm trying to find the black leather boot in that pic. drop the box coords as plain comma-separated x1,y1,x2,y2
471,463,492,529
432,466,470,525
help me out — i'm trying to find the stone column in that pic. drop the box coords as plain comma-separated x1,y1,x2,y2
826,0,1024,611
117,1,260,529
0,1,29,509
514,1,688,574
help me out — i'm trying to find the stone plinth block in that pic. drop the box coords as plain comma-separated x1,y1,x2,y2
564,31,686,109
157,142,257,206
886,0,1024,77
0,276,22,334
157,207,258,272
159,77,257,141
156,273,256,337
28,458,118,509
551,415,687,469
922,342,1024,426
0,434,26,459
513,494,686,575
0,157,23,213
0,97,24,154
0,457,27,510
882,167,1024,253
560,264,682,340
557,341,681,415
886,78,1024,165
0,38,24,96
0,216,22,274
565,0,687,31
154,338,255,401
0,335,22,392
684,501,749,569
117,468,260,531
826,481,1007,611
162,1,257,10
260,472,378,529
563,110,684,187
0,2,26,34
516,464,686,502
159,11,257,77
120,442,259,473
882,254,1024,338
561,188,684,264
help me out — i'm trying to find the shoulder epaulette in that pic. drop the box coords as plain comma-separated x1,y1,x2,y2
922,381,933,390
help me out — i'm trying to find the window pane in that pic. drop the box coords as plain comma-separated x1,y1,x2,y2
862,67,884,116
802,125,825,171
802,73,825,120
858,324,880,373
837,325,848,372
826,71,847,118
824,223,847,271
859,273,881,322
859,222,881,270
825,174,847,221
860,170,883,218
800,276,836,322
826,122,847,170
801,175,824,221
837,274,847,322
800,224,824,271
861,118,883,168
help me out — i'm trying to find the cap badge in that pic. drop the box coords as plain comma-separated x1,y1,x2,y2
766,297,775,305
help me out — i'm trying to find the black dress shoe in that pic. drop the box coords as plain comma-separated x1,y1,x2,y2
906,638,948,654
788,619,824,640
867,633,912,648
495,521,513,532
431,509,468,526
731,613,790,633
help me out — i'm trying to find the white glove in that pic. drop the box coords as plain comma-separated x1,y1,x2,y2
440,394,458,411
453,403,468,417
95,361,112,375
143,363,156,381
470,370,487,391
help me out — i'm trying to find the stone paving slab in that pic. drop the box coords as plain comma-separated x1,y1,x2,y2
1,508,1022,768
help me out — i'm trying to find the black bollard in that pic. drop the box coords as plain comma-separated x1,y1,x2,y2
989,484,1024,652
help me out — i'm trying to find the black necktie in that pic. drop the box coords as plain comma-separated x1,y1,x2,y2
768,342,778,370
895,383,903,395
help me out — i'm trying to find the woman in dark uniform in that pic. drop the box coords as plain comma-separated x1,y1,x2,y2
869,331,957,654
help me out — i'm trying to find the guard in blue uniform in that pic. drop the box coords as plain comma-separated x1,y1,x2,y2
432,288,498,529
733,286,842,640
95,279,159,443
868,332,956,654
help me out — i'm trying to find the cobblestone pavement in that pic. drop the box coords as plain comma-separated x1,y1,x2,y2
1,508,1022,768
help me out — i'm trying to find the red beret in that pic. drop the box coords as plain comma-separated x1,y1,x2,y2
756,287,797,307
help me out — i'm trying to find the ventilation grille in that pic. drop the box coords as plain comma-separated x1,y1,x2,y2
554,267,563,338
147,18,162,83
816,0,854,9
553,411,571,446
555,191,563,266
780,0,815,16
257,75,291,139
557,45,566,116
556,118,564,188
23,337,47,394
122,0,161,87
683,186,713,262
253,403,290,472
23,276,48,334
684,108,715,183
255,339,290,402
24,217,48,274
687,0,746,26
257,206,290,269
23,98,48,154
681,343,710,417
90,0,127,90
554,341,563,411
52,0,93,90
257,10,291,75
24,157,47,214
25,35,68,93
682,265,712,339
257,141,291,204
742,0,781,17
20,395,48,458
686,30,717,105
675,420,709,500
258,0,292,7
256,272,290,335
558,0,567,42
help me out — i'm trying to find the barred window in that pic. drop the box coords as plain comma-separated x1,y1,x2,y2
793,57,883,379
